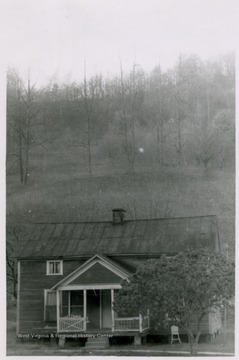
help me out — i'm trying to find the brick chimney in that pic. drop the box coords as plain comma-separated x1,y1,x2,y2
112,208,126,224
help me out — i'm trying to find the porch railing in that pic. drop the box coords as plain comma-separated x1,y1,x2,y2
58,316,87,332
114,314,150,333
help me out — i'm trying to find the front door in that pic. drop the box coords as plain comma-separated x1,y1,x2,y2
101,290,112,329
85,289,112,330
87,290,100,330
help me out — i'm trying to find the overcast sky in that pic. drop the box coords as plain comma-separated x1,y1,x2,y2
2,0,238,85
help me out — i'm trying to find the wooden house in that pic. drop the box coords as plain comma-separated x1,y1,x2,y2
14,209,221,347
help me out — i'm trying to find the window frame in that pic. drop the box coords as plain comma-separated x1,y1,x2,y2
44,289,57,321
46,260,63,275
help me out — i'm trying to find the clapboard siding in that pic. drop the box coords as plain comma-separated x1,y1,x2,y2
19,260,86,332
20,260,86,276
20,292,43,300
18,255,221,336
20,260,86,288
20,309,43,321
19,321,45,333
111,256,151,272
21,281,55,289
21,299,44,306
18,258,122,332
70,263,122,285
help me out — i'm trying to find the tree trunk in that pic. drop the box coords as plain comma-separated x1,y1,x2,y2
24,71,32,184
131,171,137,219
185,319,202,356
24,107,30,184
18,124,24,183
17,88,24,183
156,113,164,167
187,331,198,356
160,119,164,167
177,114,182,165
130,66,137,176
155,63,164,167
24,143,29,184
88,146,92,176
207,87,210,125
87,126,92,176
156,112,160,164
82,66,93,177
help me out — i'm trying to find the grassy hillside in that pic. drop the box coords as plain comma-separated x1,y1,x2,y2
7,56,235,264
7,156,234,260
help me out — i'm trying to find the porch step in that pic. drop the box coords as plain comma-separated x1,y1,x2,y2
85,337,109,349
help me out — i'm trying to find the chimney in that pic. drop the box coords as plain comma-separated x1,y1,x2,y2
112,208,126,224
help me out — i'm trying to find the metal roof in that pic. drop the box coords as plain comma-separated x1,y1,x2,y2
13,215,219,259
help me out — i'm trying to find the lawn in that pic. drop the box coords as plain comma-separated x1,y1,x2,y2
7,322,234,356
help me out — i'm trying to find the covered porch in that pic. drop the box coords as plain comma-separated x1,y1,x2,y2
56,287,150,333
51,255,150,334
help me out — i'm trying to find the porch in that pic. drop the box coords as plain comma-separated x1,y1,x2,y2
56,289,150,333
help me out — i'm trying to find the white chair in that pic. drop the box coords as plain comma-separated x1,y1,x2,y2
171,325,181,344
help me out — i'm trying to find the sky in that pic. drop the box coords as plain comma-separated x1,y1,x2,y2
1,0,238,86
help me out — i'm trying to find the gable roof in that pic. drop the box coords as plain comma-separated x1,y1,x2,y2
51,254,132,290
13,215,220,259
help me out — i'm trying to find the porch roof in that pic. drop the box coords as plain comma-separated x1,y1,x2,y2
13,215,219,259
51,254,132,289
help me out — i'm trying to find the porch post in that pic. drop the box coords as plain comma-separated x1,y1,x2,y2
56,290,60,332
139,313,143,333
111,289,115,332
99,290,102,329
68,291,71,317
83,289,87,331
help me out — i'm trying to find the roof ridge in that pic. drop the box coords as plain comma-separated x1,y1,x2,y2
13,215,217,225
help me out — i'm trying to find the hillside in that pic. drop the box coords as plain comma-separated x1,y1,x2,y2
7,159,234,259
6,54,235,302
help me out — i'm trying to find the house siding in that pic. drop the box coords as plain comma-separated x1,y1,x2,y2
18,257,218,336
18,260,85,333
70,263,122,285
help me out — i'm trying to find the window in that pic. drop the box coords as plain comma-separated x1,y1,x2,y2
46,260,63,275
44,290,57,321
61,290,84,317
71,291,84,316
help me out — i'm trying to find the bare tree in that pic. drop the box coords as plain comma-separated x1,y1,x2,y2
7,69,45,184
80,70,94,176
194,86,216,171
195,129,215,170
173,55,188,165
114,62,146,174
149,65,170,166
6,227,18,300
69,68,105,176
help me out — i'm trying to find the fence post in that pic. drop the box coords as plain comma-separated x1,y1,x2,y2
83,289,87,331
139,314,143,333
147,308,150,328
56,290,60,332
111,289,115,332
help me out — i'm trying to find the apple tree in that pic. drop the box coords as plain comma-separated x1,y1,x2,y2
114,249,234,355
